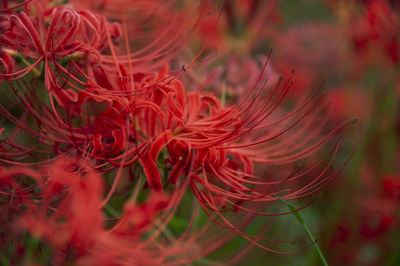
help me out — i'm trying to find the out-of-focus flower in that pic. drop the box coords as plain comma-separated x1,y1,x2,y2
180,54,280,103
273,22,351,92
0,155,256,265
328,172,400,265
195,0,281,54
352,0,400,65
383,175,400,201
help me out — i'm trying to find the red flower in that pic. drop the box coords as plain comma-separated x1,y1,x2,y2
383,175,400,200
352,0,400,64
0,1,356,261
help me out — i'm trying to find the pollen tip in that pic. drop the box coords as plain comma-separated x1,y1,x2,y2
291,68,295,74
350,117,358,124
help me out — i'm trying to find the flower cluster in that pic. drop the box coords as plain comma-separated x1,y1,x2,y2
0,0,353,264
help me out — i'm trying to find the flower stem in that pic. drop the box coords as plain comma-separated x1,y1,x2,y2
276,195,328,266
3,48,41,77
23,234,39,265
220,81,226,107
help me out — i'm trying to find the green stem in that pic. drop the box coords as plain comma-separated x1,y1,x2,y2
104,203,121,217
23,235,39,265
276,196,328,266
220,81,226,107
3,48,41,77
59,52,84,67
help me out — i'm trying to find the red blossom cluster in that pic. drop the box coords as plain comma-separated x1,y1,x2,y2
0,0,354,264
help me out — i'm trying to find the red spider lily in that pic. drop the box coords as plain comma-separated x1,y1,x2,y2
0,5,121,107
0,0,357,260
0,3,181,166
352,0,400,64
0,156,250,265
0,158,150,263
0,0,194,107
326,169,400,265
